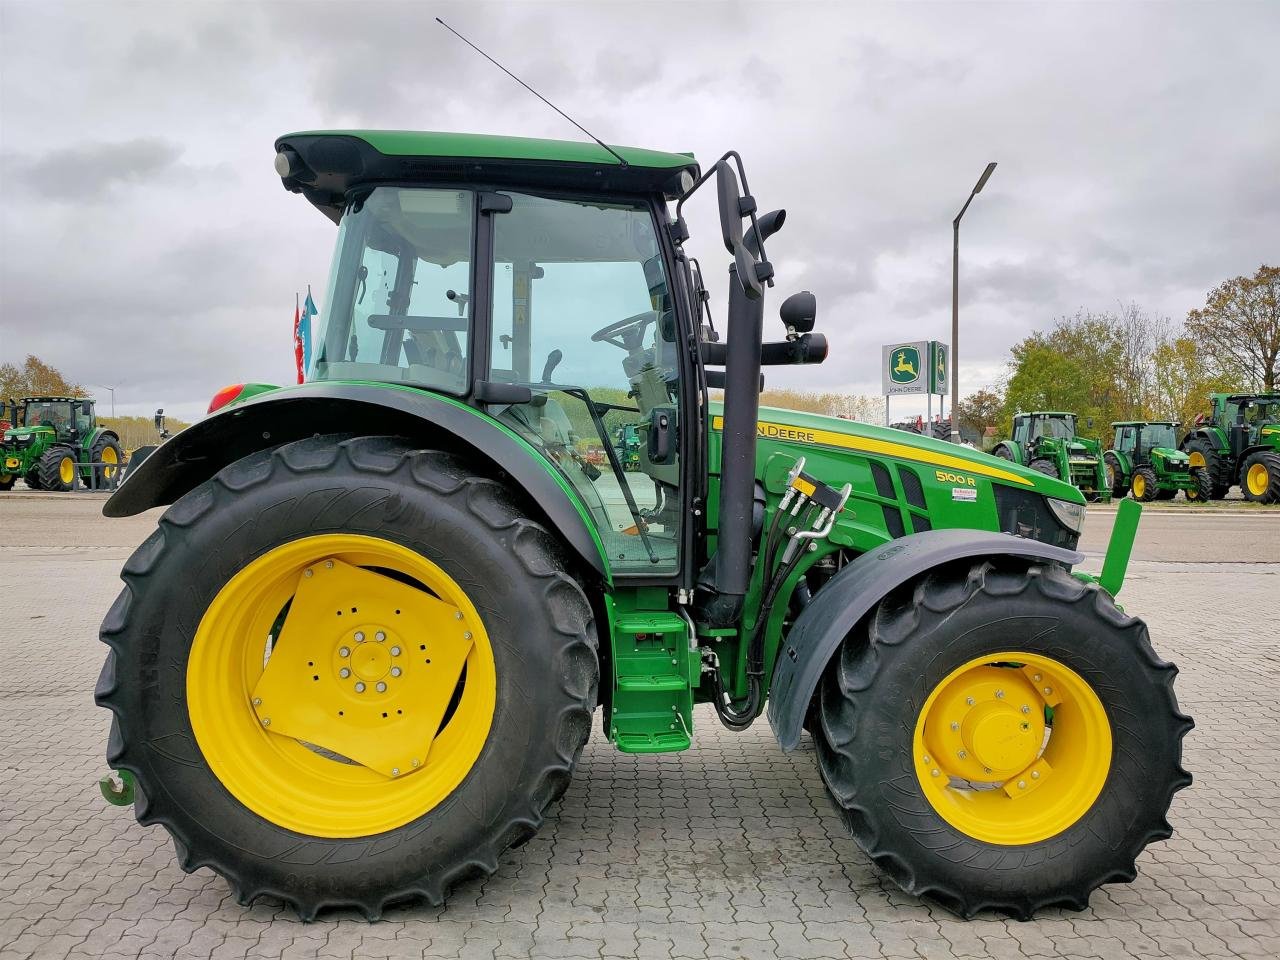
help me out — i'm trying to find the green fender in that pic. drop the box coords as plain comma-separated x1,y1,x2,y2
104,381,611,580
1107,449,1131,483
994,440,1024,464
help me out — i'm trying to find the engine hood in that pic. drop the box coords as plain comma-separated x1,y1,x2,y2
711,403,1084,503
1,426,52,444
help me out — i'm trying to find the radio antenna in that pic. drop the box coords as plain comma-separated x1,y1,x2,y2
436,18,628,169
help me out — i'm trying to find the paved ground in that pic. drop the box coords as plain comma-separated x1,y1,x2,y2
1,495,1278,959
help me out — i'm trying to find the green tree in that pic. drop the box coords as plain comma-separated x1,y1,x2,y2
1151,337,1244,430
1186,265,1280,392
0,355,83,399
954,388,1004,440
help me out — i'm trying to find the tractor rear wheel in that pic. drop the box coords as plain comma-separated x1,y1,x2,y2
814,560,1191,919
1028,458,1058,479
1103,454,1127,499
994,446,1015,462
1184,437,1229,498
89,435,124,489
1185,468,1212,502
1131,466,1159,502
96,435,599,919
37,445,77,492
1241,452,1280,504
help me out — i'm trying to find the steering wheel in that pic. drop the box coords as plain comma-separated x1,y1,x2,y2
591,310,658,350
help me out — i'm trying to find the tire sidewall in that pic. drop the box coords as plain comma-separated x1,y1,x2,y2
114,444,594,901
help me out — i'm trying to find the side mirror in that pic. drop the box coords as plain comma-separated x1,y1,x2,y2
1086,417,1095,429
779,291,816,335
716,160,745,253
82,400,92,416
745,209,786,256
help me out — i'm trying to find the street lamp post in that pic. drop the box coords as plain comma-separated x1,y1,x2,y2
951,161,997,443
87,383,116,417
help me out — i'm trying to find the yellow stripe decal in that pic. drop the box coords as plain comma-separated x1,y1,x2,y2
712,416,1034,487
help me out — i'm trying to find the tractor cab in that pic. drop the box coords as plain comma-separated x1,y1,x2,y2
15,397,91,443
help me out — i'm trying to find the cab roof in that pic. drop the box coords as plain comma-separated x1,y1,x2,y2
20,396,88,403
1112,420,1176,427
274,130,700,224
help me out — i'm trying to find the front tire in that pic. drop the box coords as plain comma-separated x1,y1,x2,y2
1185,468,1212,502
1184,437,1229,498
1132,466,1158,502
1028,458,1059,479
37,445,77,491
96,435,599,919
1104,454,1127,499
0,473,14,491
815,560,1191,919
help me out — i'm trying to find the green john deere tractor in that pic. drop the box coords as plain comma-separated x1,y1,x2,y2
0,396,123,491
1105,422,1209,502
992,411,1110,501
1180,392,1280,502
96,130,1190,921
614,422,643,471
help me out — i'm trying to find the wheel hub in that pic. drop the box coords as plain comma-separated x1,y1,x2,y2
963,702,1039,773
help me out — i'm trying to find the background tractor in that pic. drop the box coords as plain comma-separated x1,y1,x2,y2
1,395,123,491
96,129,1190,922
614,423,642,471
1180,392,1280,502
992,411,1110,501
1106,421,1209,502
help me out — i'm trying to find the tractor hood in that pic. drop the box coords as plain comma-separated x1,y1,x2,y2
1066,439,1100,461
711,403,1084,503
1,426,52,444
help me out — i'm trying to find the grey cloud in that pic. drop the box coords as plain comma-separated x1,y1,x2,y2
6,138,186,201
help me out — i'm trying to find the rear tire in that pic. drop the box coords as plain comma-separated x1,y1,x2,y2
1104,454,1127,499
89,434,124,489
1029,458,1058,479
814,560,1191,919
994,446,1015,462
24,469,41,490
96,435,599,919
1241,451,1280,504
37,445,77,492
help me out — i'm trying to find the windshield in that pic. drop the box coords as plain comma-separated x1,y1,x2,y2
1032,415,1076,440
23,401,72,433
310,188,474,393
1141,424,1177,449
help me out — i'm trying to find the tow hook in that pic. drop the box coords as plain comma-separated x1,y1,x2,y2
98,770,135,806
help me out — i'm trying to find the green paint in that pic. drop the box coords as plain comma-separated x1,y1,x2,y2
0,396,121,490
279,129,697,172
1106,422,1203,500
1099,498,1140,596
999,411,1110,502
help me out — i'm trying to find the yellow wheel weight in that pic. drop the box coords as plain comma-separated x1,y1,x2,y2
187,534,496,838
1247,462,1269,496
913,652,1112,845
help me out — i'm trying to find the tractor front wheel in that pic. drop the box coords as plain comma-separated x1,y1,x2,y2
37,445,77,492
1241,452,1280,504
0,472,14,491
1185,468,1212,502
1028,458,1058,479
1184,438,1229,499
96,435,599,919
1104,455,1127,499
1131,466,1158,502
815,560,1191,919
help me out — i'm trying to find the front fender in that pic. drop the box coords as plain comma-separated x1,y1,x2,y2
104,382,610,580
765,529,1082,751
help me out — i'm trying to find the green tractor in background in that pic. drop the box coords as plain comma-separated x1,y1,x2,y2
1,396,124,491
992,411,1110,502
95,129,1190,921
614,422,643,471
1105,422,1208,502
1180,392,1280,502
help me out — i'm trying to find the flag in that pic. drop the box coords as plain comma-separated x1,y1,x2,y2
301,286,317,373
293,294,304,384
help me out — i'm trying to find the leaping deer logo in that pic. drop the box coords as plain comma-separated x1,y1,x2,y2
895,351,917,377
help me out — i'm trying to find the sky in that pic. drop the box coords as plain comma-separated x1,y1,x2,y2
1,0,1276,423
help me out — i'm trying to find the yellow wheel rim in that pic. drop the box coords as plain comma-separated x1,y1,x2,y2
913,651,1112,845
59,456,75,485
188,534,496,838
1247,462,1269,495
1188,451,1205,468
1132,474,1145,498
101,445,119,478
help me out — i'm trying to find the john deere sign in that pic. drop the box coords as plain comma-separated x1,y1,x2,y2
882,341,927,395
930,341,949,395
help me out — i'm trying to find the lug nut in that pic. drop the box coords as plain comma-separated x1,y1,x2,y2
339,646,350,657
339,668,351,678
1017,780,1027,790
252,698,262,706
325,560,334,569
965,697,975,706
1031,771,1040,780
390,646,401,656
354,682,365,693
390,667,401,677
375,631,386,642
454,611,463,620
957,750,967,760
376,681,387,692
412,759,420,768
261,718,271,727
950,721,960,731
1021,704,1030,714
1044,686,1053,696
463,631,473,640
1033,674,1042,682
931,768,940,778
355,631,365,642
391,768,400,777
304,569,313,578
923,755,930,764
994,689,1004,699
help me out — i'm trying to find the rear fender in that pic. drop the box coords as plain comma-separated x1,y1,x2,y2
104,382,610,580
765,529,1082,751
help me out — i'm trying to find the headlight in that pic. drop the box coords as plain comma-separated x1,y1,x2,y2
1046,497,1086,535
